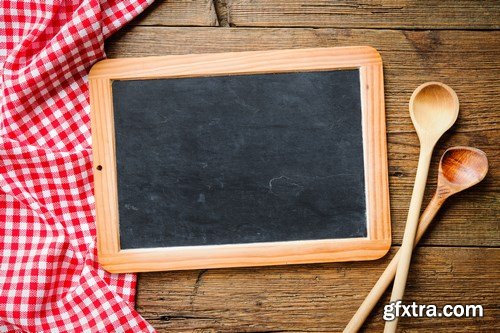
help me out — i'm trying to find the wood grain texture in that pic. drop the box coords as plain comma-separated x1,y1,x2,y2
135,247,500,332
93,46,384,79
90,47,391,273
105,27,500,247
103,1,500,331
89,77,121,258
103,1,500,330
226,0,500,29
213,0,230,27
131,0,219,26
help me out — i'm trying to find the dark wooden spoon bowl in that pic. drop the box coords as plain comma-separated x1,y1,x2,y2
438,146,489,198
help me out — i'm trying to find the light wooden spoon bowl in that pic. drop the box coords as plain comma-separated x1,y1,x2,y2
410,83,460,143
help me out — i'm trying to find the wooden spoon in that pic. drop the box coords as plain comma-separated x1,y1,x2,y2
385,82,459,332
345,146,488,332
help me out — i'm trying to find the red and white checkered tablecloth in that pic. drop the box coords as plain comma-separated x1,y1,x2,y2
0,1,156,331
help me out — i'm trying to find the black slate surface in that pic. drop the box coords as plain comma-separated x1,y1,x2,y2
112,70,367,249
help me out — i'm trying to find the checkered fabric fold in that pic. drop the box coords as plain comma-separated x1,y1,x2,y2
0,1,155,331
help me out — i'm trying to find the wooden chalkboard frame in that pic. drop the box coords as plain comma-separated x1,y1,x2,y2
89,47,391,273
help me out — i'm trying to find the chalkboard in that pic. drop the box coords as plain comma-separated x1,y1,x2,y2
114,70,366,249
90,47,391,273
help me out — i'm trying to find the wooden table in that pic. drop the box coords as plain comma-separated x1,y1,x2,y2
105,1,499,331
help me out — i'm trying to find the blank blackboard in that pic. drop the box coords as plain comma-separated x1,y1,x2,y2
113,70,366,249
90,47,390,272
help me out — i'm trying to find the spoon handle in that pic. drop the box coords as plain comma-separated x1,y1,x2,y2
344,192,444,333
385,147,434,333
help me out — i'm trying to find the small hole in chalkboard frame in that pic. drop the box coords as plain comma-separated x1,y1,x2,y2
96,165,103,171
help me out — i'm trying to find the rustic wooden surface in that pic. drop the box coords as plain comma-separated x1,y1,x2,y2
104,1,500,331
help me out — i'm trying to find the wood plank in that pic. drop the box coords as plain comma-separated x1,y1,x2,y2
226,0,500,29
105,27,500,247
135,247,500,332
131,0,218,26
